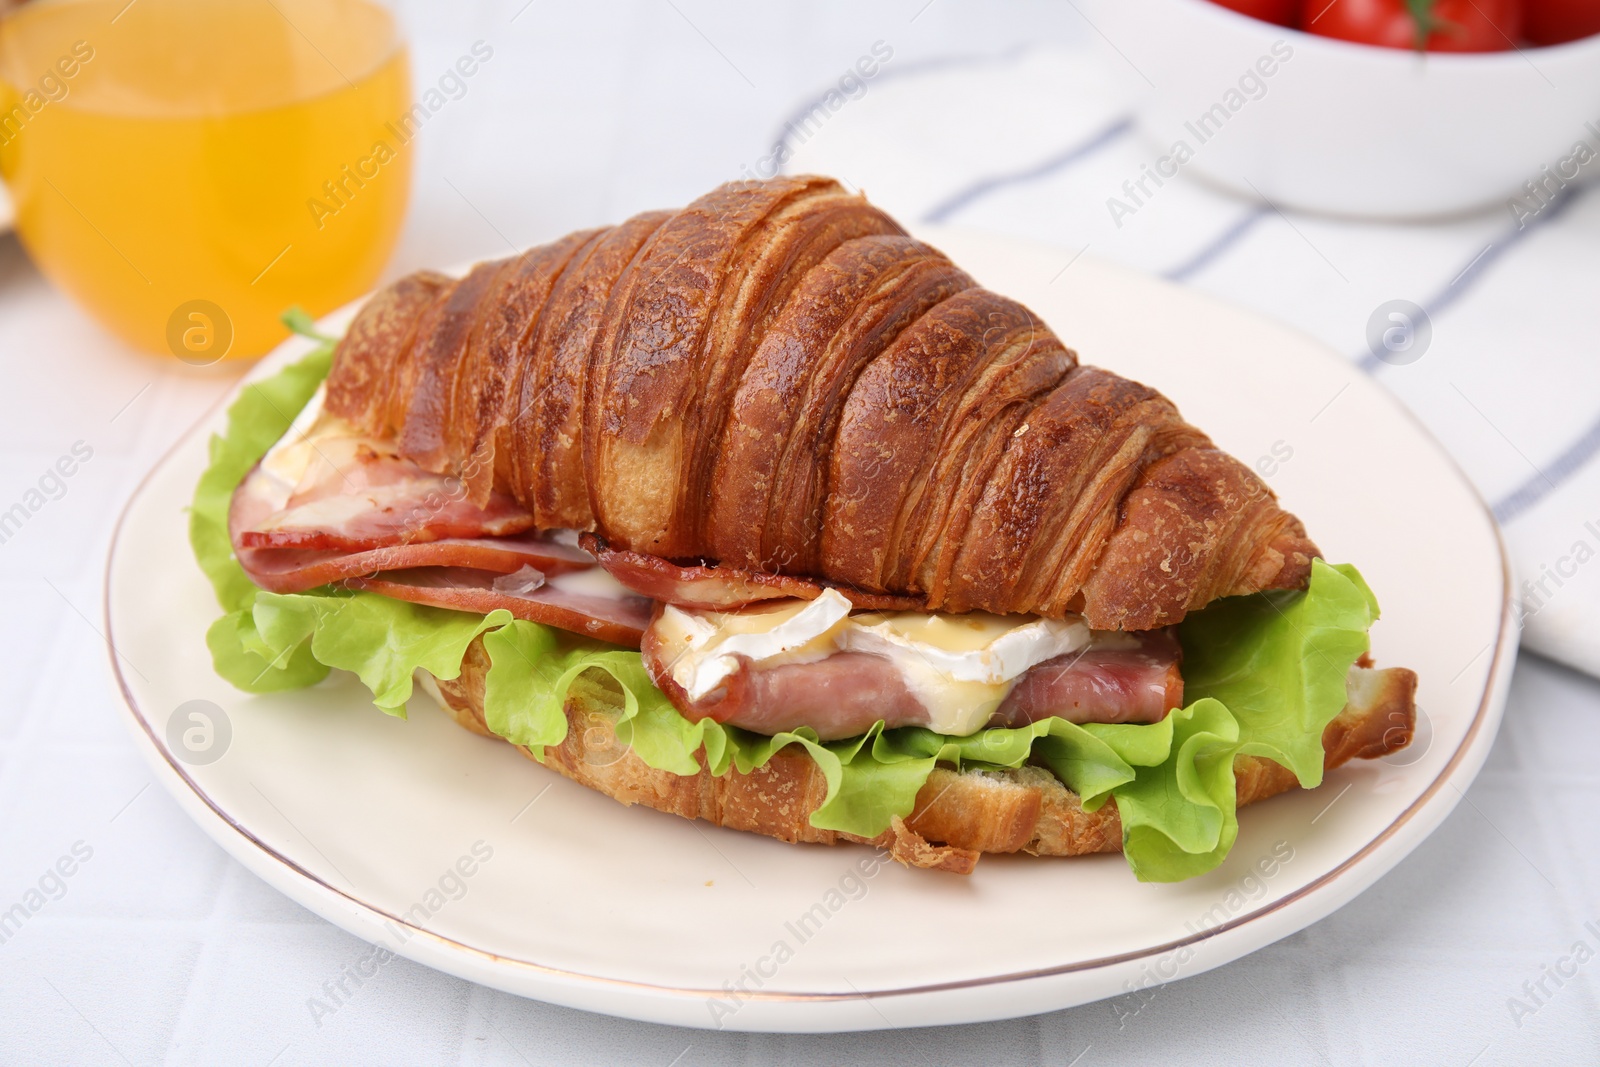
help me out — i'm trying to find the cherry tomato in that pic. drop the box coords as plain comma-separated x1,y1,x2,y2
1524,0,1600,44
1305,0,1522,52
1207,0,1300,26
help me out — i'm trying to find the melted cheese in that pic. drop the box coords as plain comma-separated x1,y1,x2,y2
547,565,638,601
254,382,363,510
655,591,853,701
654,590,1095,735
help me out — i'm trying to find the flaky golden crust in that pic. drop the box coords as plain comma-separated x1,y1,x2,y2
430,638,1418,873
323,176,1317,628
455,229,600,506
822,288,1075,599
325,269,453,438
513,215,670,530
396,259,507,473
942,367,1208,619
587,178,905,557
1080,448,1318,630
708,235,974,573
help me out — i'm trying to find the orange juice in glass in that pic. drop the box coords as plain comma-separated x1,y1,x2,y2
0,0,411,360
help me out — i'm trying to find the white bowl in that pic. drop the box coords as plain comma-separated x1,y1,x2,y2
1081,0,1600,219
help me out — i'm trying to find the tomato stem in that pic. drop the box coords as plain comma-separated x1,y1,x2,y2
1404,0,1441,50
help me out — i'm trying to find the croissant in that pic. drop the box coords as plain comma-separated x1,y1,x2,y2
216,175,1417,879
321,175,1316,630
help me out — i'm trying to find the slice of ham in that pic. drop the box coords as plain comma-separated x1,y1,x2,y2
226,403,1181,698
990,629,1183,727
232,432,535,551
347,567,654,646
234,534,594,595
226,404,648,643
642,615,1184,740
650,647,929,739
583,533,924,612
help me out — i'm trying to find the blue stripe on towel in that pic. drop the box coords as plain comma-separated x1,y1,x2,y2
1494,412,1600,524
1354,181,1599,521
920,116,1135,223
770,45,1035,165
1162,206,1269,283
1359,182,1595,373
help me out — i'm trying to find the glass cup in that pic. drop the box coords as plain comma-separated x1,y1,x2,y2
0,0,412,360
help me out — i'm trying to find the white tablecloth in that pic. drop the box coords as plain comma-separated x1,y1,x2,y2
1,2,1596,1063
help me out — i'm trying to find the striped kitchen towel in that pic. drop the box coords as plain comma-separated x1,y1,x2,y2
781,43,1600,678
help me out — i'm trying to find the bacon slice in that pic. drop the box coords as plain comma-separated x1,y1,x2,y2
583,534,923,612
347,567,654,646
641,618,1184,741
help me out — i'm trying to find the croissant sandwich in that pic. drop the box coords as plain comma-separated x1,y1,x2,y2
193,176,1417,881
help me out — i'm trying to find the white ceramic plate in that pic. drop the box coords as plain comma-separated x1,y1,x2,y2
104,226,1514,1033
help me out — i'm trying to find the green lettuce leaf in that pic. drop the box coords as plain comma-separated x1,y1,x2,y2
1118,559,1379,881
1108,698,1243,882
1181,562,1378,790
256,592,514,715
205,606,331,692
189,344,332,614
194,353,1381,882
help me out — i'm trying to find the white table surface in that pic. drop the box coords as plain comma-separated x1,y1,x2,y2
1,2,1597,1063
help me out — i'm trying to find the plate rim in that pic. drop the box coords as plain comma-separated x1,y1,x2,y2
102,239,1517,1022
